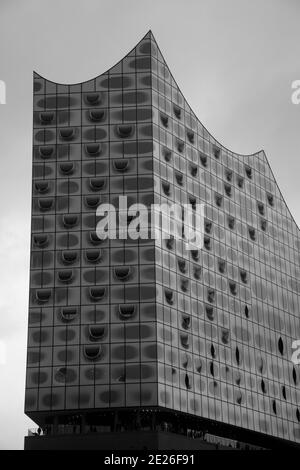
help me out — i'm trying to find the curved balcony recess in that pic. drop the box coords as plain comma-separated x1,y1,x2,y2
89,178,106,191
89,287,106,301
60,307,78,322
63,214,78,228
89,325,105,340
85,249,102,263
84,345,103,360
61,251,78,265
59,127,75,140
85,143,101,157
33,234,48,248
114,266,131,281
89,109,105,122
118,304,136,320
38,146,55,159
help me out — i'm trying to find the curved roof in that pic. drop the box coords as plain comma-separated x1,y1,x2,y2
34,30,299,231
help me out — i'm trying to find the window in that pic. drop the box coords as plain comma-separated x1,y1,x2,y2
33,234,48,248
89,287,106,301
162,181,171,196
59,127,75,140
229,281,237,295
204,236,211,250
204,219,213,234
85,143,101,156
84,92,101,105
162,147,172,162
193,266,201,279
206,305,214,321
114,266,131,281
89,325,105,340
293,367,298,385
199,152,207,167
165,289,174,305
84,345,102,360
63,214,78,228
180,334,190,349
166,236,174,250
182,316,191,330
119,304,136,320
35,289,51,304
60,307,78,322
177,139,184,153
113,159,129,172
85,195,101,208
180,278,189,292
186,130,194,144
89,231,102,245
207,288,215,303
257,201,265,215
189,195,196,210
212,145,221,159
245,165,252,179
62,251,78,265
225,168,233,181
39,112,54,124
185,374,192,389
278,337,284,355
58,268,73,283
227,215,235,229
215,193,223,207
235,347,240,365
240,269,248,283
177,259,186,273
224,183,232,197
175,171,184,185
248,226,256,241
160,113,169,127
117,125,134,138
60,162,74,175
38,198,53,211
173,105,181,119
85,249,102,263
189,162,198,177
35,181,49,193
260,218,267,231
236,175,244,188
89,178,106,191
218,259,226,274
221,329,229,344
266,192,274,206
89,109,105,122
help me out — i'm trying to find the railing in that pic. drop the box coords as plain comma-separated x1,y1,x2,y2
27,426,262,449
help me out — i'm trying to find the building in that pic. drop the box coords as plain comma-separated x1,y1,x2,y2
24,31,300,450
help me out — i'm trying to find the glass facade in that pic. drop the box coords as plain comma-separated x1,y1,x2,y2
25,31,300,445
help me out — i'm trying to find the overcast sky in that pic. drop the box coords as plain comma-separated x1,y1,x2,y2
0,0,299,449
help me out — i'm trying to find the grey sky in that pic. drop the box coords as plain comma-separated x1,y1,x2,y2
0,0,299,449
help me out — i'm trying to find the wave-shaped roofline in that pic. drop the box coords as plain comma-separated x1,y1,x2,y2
33,30,299,230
